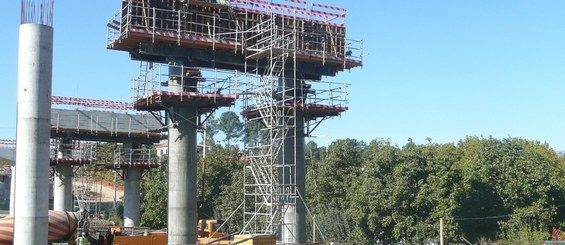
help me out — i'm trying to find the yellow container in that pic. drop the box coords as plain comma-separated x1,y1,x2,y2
233,234,276,245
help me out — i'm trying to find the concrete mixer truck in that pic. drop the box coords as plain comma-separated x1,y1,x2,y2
0,210,84,244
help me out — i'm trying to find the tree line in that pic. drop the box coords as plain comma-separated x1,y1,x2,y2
138,112,565,244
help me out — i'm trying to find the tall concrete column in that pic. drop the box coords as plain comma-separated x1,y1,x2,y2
167,62,198,244
14,22,53,244
278,77,307,244
123,142,142,227
54,139,74,211
280,113,306,244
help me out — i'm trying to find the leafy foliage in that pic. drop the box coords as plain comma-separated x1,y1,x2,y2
307,137,565,244
217,111,244,146
138,134,565,243
140,155,168,229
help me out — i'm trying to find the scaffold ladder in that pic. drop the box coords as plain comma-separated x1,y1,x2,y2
242,11,299,241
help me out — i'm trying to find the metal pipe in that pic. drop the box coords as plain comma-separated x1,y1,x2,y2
14,22,53,244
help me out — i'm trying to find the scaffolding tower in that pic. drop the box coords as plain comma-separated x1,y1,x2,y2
238,2,353,243
107,0,362,243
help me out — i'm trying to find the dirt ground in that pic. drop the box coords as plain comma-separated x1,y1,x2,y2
73,178,124,203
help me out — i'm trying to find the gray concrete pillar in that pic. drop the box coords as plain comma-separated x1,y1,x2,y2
123,142,142,227
280,113,306,244
167,63,198,244
54,139,74,211
124,167,142,227
14,23,53,244
53,164,74,211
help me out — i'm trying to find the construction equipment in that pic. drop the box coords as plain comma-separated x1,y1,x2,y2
0,211,82,244
108,219,231,245
196,219,231,244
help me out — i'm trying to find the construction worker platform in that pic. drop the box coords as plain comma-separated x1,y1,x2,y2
50,158,93,166
105,162,161,170
241,103,348,120
107,0,363,78
133,91,237,112
51,109,165,143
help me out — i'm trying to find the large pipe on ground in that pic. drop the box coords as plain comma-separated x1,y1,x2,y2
0,211,79,244
14,1,54,243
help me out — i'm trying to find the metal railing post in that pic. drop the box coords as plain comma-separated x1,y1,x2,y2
152,7,156,43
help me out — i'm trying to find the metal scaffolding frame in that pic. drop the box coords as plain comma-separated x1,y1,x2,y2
133,63,240,105
239,5,350,243
240,10,297,237
106,0,361,243
107,0,364,71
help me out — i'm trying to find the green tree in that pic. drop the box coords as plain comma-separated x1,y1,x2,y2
453,137,565,243
217,111,244,146
203,113,219,145
196,145,246,232
140,155,168,229
197,146,242,218
243,120,263,147
308,139,366,242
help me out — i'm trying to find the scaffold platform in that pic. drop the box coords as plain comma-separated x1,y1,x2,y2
133,91,237,112
50,158,93,166
105,162,161,169
241,103,347,120
51,108,165,143
107,0,363,78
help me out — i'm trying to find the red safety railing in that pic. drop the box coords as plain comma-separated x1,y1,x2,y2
226,0,346,27
51,96,133,111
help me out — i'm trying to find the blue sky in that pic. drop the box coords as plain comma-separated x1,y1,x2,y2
2,1,565,150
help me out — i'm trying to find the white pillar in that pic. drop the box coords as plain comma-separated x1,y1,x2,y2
53,164,74,211
167,63,198,244
14,23,53,245
124,167,141,227
123,142,142,227
54,139,74,211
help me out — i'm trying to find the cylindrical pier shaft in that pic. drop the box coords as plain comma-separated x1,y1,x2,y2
278,77,307,244
14,22,53,244
123,142,142,227
54,139,74,211
280,113,306,244
167,63,198,244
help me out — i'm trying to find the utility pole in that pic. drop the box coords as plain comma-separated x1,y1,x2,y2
312,214,316,243
113,170,117,209
440,218,444,245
